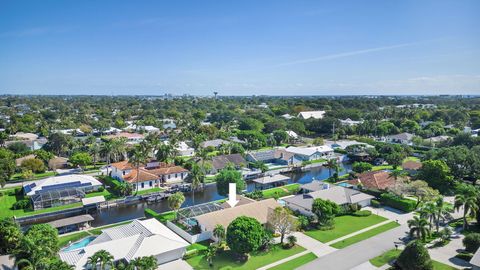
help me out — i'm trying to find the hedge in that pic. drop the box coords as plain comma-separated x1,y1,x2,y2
380,193,416,212
144,208,160,219
370,199,381,208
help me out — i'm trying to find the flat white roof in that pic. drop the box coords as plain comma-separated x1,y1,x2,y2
23,175,102,196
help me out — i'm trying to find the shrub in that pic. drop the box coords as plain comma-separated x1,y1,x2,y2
463,233,480,253
353,210,372,217
297,215,309,230
380,193,416,212
371,199,381,208
455,252,473,261
21,158,46,173
183,249,199,259
97,186,105,192
144,208,160,219
12,199,31,210
246,190,263,200
284,235,297,249
396,240,433,270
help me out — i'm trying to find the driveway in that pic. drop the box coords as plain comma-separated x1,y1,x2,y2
297,224,409,270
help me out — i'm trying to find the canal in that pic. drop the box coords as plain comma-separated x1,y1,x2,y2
89,163,352,227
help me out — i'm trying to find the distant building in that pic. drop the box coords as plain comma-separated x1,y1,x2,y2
175,141,195,156
209,154,247,174
199,139,230,148
297,111,326,120
386,132,414,145
246,149,302,166
285,145,334,161
339,118,364,126
348,170,397,191
105,132,144,145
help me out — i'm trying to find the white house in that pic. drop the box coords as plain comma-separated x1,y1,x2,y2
339,118,364,126
23,175,102,197
111,160,189,191
59,219,189,269
285,145,334,161
175,141,195,156
297,111,326,120
386,132,414,145
105,132,144,145
284,185,374,216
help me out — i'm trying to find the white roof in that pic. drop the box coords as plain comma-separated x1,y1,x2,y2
60,219,188,269
286,145,333,156
298,111,325,119
286,130,298,138
471,247,480,266
23,175,102,196
175,141,193,151
82,196,106,205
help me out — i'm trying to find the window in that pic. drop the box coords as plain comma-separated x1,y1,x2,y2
141,182,144,188
168,175,171,179
175,173,177,178
149,181,152,187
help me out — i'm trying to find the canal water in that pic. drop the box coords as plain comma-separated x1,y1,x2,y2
90,163,352,227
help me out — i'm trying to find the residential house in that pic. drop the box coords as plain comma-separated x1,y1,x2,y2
285,145,334,161
105,132,144,144
200,139,230,149
402,160,422,175
194,198,281,236
299,180,330,193
209,154,247,174
162,119,177,129
348,170,397,191
5,132,47,151
246,149,302,166
281,114,294,120
297,111,326,120
59,219,188,269
23,175,102,210
111,160,189,191
339,118,364,126
48,156,69,170
175,141,195,156
386,132,414,145
284,185,374,216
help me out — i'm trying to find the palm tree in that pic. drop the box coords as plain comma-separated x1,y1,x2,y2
419,202,436,231
87,250,114,270
89,142,101,169
195,148,212,188
389,169,406,180
129,144,149,195
408,216,430,241
86,252,101,269
213,224,225,244
168,192,185,221
189,163,204,205
118,181,131,197
156,143,174,163
434,197,452,232
112,138,128,162
0,131,8,147
205,245,218,267
455,188,479,230
130,256,157,270
325,159,339,178
100,140,114,176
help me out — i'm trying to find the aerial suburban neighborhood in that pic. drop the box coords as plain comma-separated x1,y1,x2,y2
1,1,479,270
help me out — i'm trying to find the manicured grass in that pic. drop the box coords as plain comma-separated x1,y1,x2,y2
369,249,401,267
369,250,458,270
372,165,394,171
155,211,176,223
262,183,300,199
11,171,56,181
136,187,164,195
85,189,119,200
403,156,420,162
58,231,90,248
187,240,213,252
0,188,83,218
304,214,388,243
186,244,305,270
268,252,317,270
330,221,400,249
432,260,458,270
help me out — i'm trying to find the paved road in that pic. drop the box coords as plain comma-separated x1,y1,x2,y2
297,224,409,270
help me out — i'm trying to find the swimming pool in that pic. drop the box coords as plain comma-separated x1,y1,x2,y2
337,182,353,188
62,236,96,251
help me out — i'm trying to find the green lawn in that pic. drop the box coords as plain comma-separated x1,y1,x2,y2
136,187,164,195
187,240,213,252
369,249,402,267
330,221,400,249
0,188,83,218
58,231,90,248
262,183,300,199
85,189,120,200
369,249,458,270
155,211,176,223
186,244,305,270
372,165,394,171
304,214,388,243
10,171,56,181
403,156,421,162
268,252,317,270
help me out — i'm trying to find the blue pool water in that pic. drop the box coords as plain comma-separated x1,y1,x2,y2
62,236,96,251
337,182,353,188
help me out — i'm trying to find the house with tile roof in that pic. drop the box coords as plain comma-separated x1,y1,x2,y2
59,219,188,269
246,149,302,166
348,170,397,191
110,160,189,191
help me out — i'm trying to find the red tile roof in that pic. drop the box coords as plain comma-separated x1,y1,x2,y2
348,171,396,190
402,161,422,170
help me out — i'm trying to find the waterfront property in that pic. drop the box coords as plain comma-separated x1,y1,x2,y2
59,219,189,269
47,214,94,234
246,148,302,166
285,145,334,161
110,160,189,191
23,175,102,210
209,153,247,174
252,174,291,190
283,185,373,216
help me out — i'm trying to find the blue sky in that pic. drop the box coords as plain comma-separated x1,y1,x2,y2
0,0,479,96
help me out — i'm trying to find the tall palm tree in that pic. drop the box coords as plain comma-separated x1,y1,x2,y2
129,144,149,195
189,163,204,205
168,192,185,221
408,216,430,241
130,256,157,270
195,147,212,188
96,250,114,270
112,138,128,162
205,245,218,267
156,143,174,163
434,197,452,232
86,252,101,270
213,224,225,244
100,140,114,176
325,159,339,178
89,142,101,169
455,188,479,230
419,202,436,231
